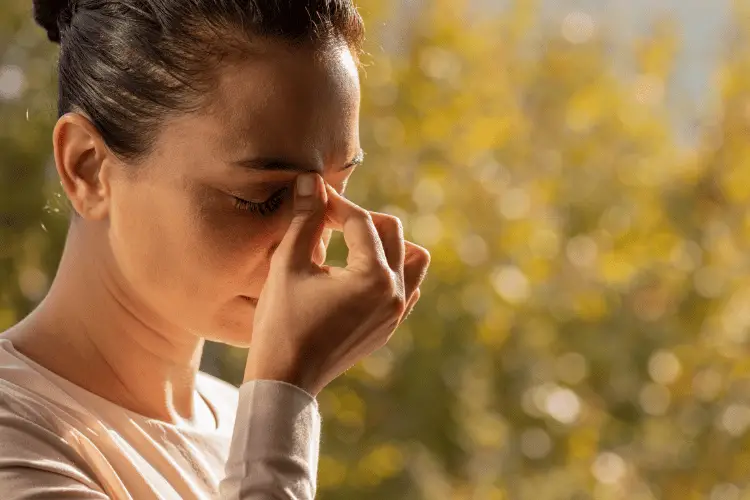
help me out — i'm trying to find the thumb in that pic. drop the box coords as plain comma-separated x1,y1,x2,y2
274,172,327,272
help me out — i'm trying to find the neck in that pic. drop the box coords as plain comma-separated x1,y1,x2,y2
3,220,207,426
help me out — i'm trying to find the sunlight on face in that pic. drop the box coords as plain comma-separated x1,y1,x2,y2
107,41,362,347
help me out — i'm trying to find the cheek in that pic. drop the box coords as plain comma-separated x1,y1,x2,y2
193,214,273,278
109,189,203,299
109,183,264,305
188,190,286,290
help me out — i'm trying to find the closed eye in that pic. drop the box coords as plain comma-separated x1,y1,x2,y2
233,187,289,217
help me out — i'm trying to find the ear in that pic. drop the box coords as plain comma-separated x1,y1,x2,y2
52,112,115,221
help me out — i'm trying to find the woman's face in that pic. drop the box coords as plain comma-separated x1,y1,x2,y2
106,42,361,347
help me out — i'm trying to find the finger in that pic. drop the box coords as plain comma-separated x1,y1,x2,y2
403,241,431,300
276,172,328,273
312,238,327,267
310,227,333,267
322,182,389,273
369,212,406,295
398,287,421,325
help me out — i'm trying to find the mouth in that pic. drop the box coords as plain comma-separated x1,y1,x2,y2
239,295,259,305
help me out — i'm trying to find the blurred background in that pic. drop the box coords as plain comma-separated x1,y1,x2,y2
2,0,750,498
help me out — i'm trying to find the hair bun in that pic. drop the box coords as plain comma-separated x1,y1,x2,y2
33,0,72,44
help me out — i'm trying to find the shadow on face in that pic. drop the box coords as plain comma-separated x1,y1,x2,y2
107,41,362,347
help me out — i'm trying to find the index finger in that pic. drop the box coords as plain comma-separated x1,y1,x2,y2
322,182,389,273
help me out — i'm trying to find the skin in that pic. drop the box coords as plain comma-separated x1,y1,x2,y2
1,39,362,428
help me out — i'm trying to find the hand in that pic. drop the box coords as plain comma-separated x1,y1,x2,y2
242,172,430,396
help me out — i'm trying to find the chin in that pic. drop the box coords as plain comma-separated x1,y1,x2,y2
200,298,257,348
205,326,255,348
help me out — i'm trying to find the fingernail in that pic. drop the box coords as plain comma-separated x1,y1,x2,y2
296,174,316,197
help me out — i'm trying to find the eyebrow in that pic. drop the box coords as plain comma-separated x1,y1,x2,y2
231,149,365,173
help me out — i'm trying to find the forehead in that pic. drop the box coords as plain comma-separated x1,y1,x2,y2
201,42,361,166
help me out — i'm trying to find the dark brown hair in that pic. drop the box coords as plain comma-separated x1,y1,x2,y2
32,0,364,162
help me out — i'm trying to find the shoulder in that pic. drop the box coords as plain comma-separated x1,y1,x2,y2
0,378,84,448
0,378,64,429
0,380,102,490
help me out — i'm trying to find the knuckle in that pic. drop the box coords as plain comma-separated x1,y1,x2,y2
380,272,399,298
421,249,431,266
390,293,407,316
367,270,404,313
406,242,431,265
384,214,404,235
372,213,404,238
357,208,373,223
383,279,406,315
363,262,392,290
413,247,431,266
415,253,431,273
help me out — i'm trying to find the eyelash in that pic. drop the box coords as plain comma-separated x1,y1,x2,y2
233,187,290,216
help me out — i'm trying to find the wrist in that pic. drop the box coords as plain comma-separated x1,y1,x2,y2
243,345,316,394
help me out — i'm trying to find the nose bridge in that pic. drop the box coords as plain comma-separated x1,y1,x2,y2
299,149,346,185
310,113,356,173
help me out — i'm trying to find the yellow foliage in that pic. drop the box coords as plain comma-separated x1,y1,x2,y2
318,454,348,489
352,443,405,487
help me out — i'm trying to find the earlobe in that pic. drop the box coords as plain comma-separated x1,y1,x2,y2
52,112,111,220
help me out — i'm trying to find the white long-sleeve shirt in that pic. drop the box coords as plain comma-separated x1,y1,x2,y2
0,338,321,499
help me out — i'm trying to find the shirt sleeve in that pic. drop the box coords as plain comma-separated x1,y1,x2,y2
0,410,110,499
218,379,322,500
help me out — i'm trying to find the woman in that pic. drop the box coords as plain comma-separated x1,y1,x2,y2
0,0,430,498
